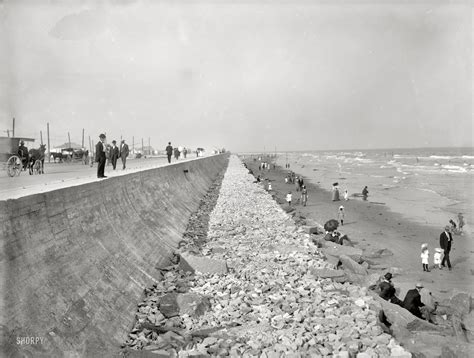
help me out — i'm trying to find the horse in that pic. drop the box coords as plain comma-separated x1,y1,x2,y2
28,144,46,174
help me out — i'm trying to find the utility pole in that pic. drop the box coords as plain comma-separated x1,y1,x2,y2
47,123,50,162
132,136,134,154
141,138,144,154
81,128,84,148
12,117,15,137
68,132,71,149
40,131,43,145
148,137,150,155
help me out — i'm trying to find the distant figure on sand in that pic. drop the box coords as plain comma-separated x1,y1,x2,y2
362,186,369,200
286,192,292,206
174,147,180,160
95,134,107,178
457,213,465,233
166,142,173,163
301,185,308,207
439,225,453,270
268,182,272,191
120,140,129,170
403,283,425,319
421,243,430,272
338,206,345,226
332,183,340,201
344,189,349,201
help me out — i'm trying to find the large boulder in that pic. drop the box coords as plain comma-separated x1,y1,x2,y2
159,293,210,318
370,294,447,337
339,254,368,275
179,252,228,275
309,267,346,280
176,293,210,317
321,244,363,262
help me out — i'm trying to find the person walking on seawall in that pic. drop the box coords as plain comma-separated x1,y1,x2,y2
120,140,129,169
166,142,173,163
362,186,369,200
110,140,119,170
96,134,107,178
439,225,453,270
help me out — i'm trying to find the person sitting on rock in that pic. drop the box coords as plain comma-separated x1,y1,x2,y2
378,273,403,306
403,282,425,319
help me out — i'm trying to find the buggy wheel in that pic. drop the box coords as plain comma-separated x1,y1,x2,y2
7,155,22,177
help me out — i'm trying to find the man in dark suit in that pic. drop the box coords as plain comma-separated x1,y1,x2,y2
95,134,107,178
166,142,173,163
403,283,425,319
110,140,119,170
119,139,129,170
439,225,453,270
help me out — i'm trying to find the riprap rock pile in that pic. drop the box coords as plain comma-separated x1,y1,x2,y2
123,156,411,357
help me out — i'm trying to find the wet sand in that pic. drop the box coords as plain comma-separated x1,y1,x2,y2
242,157,474,303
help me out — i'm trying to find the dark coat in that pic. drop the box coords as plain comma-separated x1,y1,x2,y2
403,288,424,318
379,281,396,301
110,146,119,160
439,231,452,253
120,143,129,158
95,141,106,162
166,145,173,155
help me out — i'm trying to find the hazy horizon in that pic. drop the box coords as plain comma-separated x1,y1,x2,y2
1,0,472,152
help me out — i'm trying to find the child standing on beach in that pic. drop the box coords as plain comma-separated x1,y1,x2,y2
421,243,430,272
286,192,292,206
338,206,345,226
344,189,349,201
433,248,443,269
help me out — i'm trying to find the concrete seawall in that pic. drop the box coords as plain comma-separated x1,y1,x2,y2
0,154,229,357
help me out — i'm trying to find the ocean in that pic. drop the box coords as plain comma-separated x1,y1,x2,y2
274,147,473,235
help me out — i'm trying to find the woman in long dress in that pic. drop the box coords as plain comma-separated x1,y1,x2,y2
332,184,340,201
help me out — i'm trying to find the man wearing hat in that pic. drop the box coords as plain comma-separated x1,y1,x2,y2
110,140,119,170
119,140,129,170
439,225,453,270
378,272,403,306
17,140,29,171
95,134,107,178
403,283,425,319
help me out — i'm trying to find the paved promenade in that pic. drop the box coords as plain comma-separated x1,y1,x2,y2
0,156,195,200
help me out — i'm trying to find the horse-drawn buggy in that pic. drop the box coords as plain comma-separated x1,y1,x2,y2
0,137,46,176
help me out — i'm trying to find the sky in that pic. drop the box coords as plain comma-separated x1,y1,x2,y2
0,0,472,152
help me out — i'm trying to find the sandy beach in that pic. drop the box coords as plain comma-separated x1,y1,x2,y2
241,155,473,303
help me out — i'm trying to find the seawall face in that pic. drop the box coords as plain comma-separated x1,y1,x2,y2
0,154,229,357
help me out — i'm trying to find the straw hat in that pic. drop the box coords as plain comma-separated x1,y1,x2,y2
416,282,424,288
421,243,428,249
